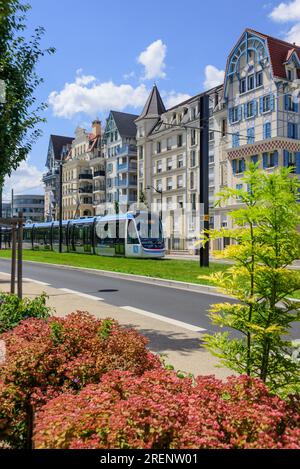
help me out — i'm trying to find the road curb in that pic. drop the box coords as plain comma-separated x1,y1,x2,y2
0,258,230,298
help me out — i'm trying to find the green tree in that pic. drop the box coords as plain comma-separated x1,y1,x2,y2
0,0,54,190
200,163,300,395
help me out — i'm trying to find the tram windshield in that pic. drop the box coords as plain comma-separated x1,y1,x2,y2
134,212,164,248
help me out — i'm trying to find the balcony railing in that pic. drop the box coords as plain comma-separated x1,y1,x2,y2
117,178,137,187
117,162,137,172
78,187,93,194
94,170,105,177
116,144,137,156
79,173,93,180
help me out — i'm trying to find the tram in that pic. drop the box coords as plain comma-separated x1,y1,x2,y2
21,211,165,258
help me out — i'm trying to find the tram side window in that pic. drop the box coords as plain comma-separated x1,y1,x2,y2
127,220,139,244
52,226,59,244
83,225,92,245
23,229,32,242
73,225,84,246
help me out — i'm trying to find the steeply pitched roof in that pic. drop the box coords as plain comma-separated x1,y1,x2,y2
111,111,139,137
136,85,166,121
50,135,73,160
246,28,300,80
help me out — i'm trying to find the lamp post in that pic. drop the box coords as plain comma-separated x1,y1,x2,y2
58,158,63,253
199,94,210,267
146,185,162,221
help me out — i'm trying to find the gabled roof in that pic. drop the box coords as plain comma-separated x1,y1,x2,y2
50,135,73,160
136,85,166,121
110,111,139,137
246,28,300,79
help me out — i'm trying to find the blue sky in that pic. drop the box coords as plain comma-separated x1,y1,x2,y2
4,0,300,198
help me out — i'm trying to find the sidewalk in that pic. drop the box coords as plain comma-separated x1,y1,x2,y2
0,273,231,379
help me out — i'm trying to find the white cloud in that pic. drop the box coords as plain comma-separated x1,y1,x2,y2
138,39,167,80
269,0,300,45
203,65,225,90
165,91,191,108
123,71,135,80
269,0,300,22
3,160,43,200
49,72,149,118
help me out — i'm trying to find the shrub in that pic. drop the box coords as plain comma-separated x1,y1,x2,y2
33,372,300,450
0,293,51,334
0,312,160,447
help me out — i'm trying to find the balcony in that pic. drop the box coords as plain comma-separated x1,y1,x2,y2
117,178,137,188
94,170,105,177
94,184,105,192
78,186,93,194
116,144,137,156
80,196,93,205
117,162,137,172
42,168,59,181
79,173,93,180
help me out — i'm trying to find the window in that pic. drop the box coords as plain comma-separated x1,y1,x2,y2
248,74,255,90
115,131,118,141
167,138,172,150
167,177,173,190
263,151,278,169
222,118,227,137
157,160,162,173
230,106,241,123
157,179,162,191
209,131,214,141
240,78,246,94
285,94,298,112
156,141,161,153
177,155,184,168
263,122,271,139
232,132,240,148
236,183,243,200
251,154,258,164
190,150,196,167
232,158,245,174
138,146,144,159
190,171,194,189
177,196,183,208
177,134,183,147
191,193,196,210
191,107,196,120
256,71,263,87
283,150,300,172
261,95,272,113
191,129,196,145
288,122,298,139
245,100,256,119
167,158,172,170
247,127,255,144
287,69,294,81
177,175,183,188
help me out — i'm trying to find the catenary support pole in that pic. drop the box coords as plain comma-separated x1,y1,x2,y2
199,94,210,267
10,225,16,294
17,212,23,299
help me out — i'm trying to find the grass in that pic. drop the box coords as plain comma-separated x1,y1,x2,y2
0,249,229,286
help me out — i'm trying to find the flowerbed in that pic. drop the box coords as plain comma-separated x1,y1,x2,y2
0,312,160,447
0,311,299,449
34,371,300,449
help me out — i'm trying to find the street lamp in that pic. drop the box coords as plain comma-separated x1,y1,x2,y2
58,157,63,253
146,185,162,221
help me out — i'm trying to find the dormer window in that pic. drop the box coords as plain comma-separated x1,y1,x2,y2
287,69,294,81
240,78,246,94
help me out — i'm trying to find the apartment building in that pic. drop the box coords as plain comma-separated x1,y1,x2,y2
43,135,73,221
136,84,222,251
211,28,300,249
62,120,103,219
12,194,45,222
104,111,138,211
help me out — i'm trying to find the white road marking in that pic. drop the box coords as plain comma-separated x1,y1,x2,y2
23,277,51,286
59,288,104,301
120,306,206,332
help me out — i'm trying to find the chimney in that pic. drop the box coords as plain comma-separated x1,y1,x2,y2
92,119,101,136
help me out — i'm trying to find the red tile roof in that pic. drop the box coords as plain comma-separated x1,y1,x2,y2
246,28,300,80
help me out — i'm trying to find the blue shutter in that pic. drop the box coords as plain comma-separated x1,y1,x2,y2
259,97,263,114
294,101,299,113
264,122,271,139
244,103,247,119
228,108,232,123
273,150,278,166
263,123,267,139
283,149,289,167
253,100,257,116
270,94,275,112
285,94,289,110
288,123,292,138
241,159,246,172
295,124,298,140
251,154,258,164
296,152,300,173
263,153,268,169
232,159,237,174
238,105,242,121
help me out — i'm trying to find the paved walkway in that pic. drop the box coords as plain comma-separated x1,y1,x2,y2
0,272,231,379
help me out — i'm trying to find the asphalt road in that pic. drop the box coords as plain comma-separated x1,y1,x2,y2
0,258,299,339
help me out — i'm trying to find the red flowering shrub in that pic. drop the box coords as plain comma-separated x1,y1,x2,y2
33,372,300,450
0,312,160,447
